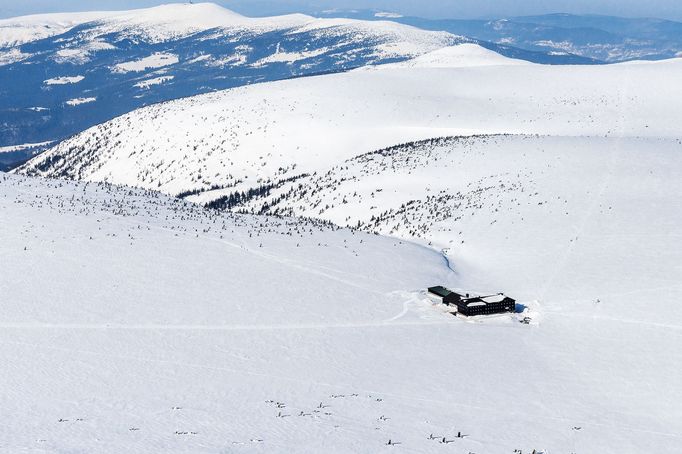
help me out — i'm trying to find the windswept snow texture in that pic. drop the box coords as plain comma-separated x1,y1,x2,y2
2,173,681,453
0,2,469,158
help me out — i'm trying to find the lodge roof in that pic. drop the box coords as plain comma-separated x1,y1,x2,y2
432,287,515,308
478,294,508,304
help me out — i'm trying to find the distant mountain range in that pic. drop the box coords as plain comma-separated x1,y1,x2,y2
316,10,682,63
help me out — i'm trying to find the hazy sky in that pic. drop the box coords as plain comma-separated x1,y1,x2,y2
2,0,682,21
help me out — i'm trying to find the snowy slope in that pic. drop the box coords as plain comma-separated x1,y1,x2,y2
388,42,529,67
17,51,682,197
3,172,682,453
237,134,682,320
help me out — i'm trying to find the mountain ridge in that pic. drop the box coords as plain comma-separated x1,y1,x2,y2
0,2,475,168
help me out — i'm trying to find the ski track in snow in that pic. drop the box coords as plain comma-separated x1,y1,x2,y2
538,136,620,301
109,211,390,296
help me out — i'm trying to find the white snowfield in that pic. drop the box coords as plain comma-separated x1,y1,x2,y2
0,4,285,48
2,172,681,453
0,141,54,154
65,96,97,106
113,52,180,73
0,11,120,48
0,47,31,65
253,47,330,66
44,75,85,85
134,75,175,89
52,40,117,65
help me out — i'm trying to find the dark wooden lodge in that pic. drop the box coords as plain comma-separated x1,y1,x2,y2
427,286,453,299
443,292,516,316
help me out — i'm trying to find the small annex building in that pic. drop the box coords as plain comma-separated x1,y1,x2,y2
427,286,452,300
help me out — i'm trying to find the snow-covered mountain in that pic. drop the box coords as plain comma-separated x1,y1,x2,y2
0,2,439,51
0,2,472,166
3,166,681,453
0,2,613,169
